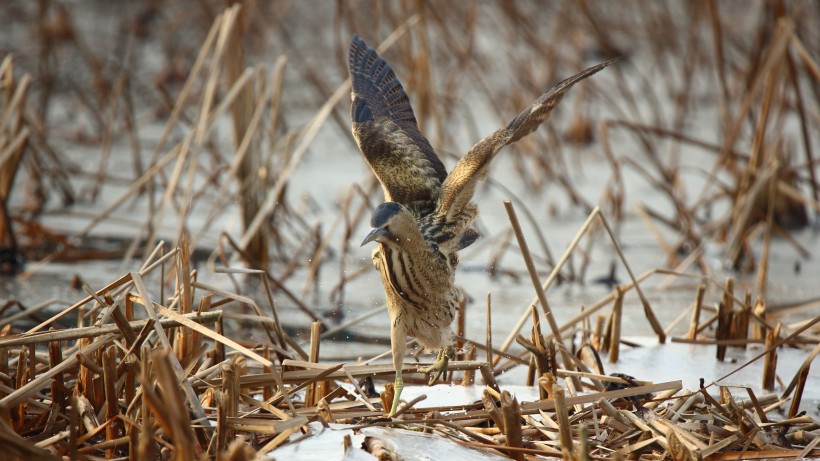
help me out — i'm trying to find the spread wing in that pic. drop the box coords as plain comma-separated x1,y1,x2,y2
348,35,447,212
435,58,618,220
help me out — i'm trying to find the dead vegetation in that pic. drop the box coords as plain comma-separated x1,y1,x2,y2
0,0,818,459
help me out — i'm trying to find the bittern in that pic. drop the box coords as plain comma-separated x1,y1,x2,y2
349,35,614,417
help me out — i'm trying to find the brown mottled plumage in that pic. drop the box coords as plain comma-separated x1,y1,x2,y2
349,34,615,417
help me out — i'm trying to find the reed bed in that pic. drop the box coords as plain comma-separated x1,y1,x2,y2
0,0,818,459
0,231,816,460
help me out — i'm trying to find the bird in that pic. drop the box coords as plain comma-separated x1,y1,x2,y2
348,34,615,417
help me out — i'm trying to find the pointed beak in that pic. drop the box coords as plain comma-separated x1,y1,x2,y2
360,227,388,246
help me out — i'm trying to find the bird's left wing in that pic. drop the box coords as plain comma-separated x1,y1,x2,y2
435,58,618,221
349,35,448,212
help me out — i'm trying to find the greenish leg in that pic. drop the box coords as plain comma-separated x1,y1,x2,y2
389,372,404,417
389,320,407,418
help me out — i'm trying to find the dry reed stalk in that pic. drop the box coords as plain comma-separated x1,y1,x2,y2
503,202,559,341
0,60,29,277
686,284,706,340
597,211,666,343
152,304,296,414
491,182,559,272
504,201,583,392
1,333,113,408
304,321,323,408
496,206,600,362
455,297,467,367
592,313,605,351
485,292,493,368
608,286,623,363
151,348,196,461
102,346,119,458
552,384,573,460
500,391,524,461
761,321,781,391
733,292,752,351
715,277,733,361
175,232,194,361
225,6,268,269
217,362,236,452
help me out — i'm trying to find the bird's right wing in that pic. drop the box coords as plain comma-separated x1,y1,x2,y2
349,35,448,211
435,59,618,221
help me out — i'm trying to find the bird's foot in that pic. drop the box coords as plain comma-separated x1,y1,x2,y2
417,345,455,386
387,375,404,418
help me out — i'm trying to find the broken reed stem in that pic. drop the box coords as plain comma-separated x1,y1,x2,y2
687,284,706,339
219,361,237,451
305,320,322,407
473,363,497,394
486,291,493,366
578,423,590,461
757,167,777,297
552,384,573,460
761,321,781,390
500,391,524,461
226,12,269,268
786,357,810,418
456,297,466,366
608,286,623,363
716,277,733,361
152,348,196,461
102,346,119,458
592,314,605,350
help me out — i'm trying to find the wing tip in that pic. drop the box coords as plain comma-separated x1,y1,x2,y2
348,34,419,127
350,34,366,57
348,35,383,87
586,56,621,76
348,34,375,79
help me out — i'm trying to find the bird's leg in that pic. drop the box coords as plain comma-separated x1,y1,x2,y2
388,319,406,418
418,344,455,386
389,371,403,418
